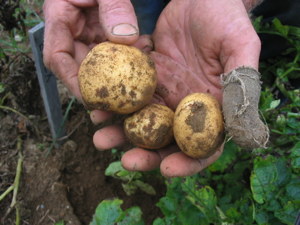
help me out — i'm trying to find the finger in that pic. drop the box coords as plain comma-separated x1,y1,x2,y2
121,148,161,171
43,1,82,99
90,110,113,125
97,0,139,44
222,30,261,72
74,41,91,65
121,146,177,171
43,23,82,100
132,35,153,53
219,5,261,72
93,125,126,150
160,146,223,177
67,0,97,7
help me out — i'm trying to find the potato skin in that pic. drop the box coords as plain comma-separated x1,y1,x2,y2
174,93,225,159
124,104,174,149
78,42,157,114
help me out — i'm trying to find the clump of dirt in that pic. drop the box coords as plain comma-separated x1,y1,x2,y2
222,66,269,149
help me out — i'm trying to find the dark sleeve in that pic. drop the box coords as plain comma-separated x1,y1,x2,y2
131,0,167,34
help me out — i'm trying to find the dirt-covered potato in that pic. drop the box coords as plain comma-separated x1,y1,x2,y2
78,42,157,114
124,104,174,149
174,93,225,159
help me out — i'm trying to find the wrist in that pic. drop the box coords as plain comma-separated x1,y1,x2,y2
242,0,264,12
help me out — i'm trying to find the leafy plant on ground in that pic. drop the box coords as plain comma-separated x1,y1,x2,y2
90,199,144,225
93,17,300,225
105,161,156,196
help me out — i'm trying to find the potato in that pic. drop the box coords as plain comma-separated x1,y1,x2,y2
173,93,225,159
124,104,174,149
78,42,157,114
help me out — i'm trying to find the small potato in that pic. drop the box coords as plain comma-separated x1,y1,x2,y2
78,42,157,114
174,93,225,159
124,104,174,149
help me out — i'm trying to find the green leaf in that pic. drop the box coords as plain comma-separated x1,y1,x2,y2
153,217,173,225
55,221,65,225
270,99,281,109
225,207,241,221
122,183,138,196
288,25,300,38
105,161,142,182
153,218,165,225
264,199,281,212
290,142,300,170
117,170,131,177
285,178,300,200
274,201,300,225
250,156,291,204
156,178,210,225
156,196,177,217
134,180,156,195
252,16,263,31
273,18,289,36
255,210,269,225
105,161,124,177
90,199,123,225
208,141,237,172
260,88,276,112
118,206,144,225
90,199,144,225
0,83,5,94
183,181,218,221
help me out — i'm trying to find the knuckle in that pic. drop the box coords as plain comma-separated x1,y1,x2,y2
100,0,133,14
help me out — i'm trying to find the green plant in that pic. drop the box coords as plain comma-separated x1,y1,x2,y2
90,199,144,225
55,221,65,225
105,161,156,196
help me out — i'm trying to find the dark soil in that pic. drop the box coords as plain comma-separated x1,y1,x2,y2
0,53,165,225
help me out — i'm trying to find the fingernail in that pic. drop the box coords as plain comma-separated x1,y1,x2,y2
112,23,138,36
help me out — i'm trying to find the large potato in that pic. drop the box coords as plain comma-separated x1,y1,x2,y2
174,93,225,159
124,104,174,149
78,42,157,114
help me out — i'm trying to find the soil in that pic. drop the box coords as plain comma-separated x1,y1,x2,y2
0,53,166,225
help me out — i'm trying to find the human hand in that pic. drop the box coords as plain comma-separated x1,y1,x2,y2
92,0,261,177
43,0,148,99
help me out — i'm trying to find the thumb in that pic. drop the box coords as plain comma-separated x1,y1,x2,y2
98,0,139,45
223,30,261,73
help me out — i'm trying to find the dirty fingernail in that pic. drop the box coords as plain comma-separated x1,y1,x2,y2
112,23,138,36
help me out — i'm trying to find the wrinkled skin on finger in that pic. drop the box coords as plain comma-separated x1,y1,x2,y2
94,0,261,177
43,0,105,99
